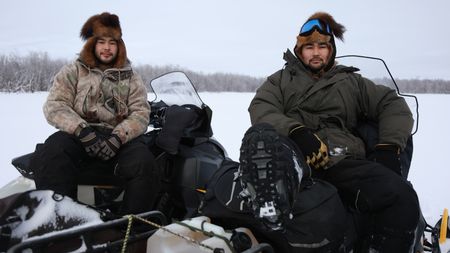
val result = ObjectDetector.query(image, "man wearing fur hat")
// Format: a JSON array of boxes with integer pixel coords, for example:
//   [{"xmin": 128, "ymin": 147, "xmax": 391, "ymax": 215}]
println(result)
[
  {"xmin": 239, "ymin": 12, "xmax": 420, "ymax": 252},
  {"xmin": 30, "ymin": 12, "xmax": 159, "ymax": 215}
]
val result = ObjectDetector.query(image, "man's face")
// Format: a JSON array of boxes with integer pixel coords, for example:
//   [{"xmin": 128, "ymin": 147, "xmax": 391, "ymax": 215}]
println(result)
[
  {"xmin": 95, "ymin": 37, "xmax": 118, "ymax": 65},
  {"xmin": 300, "ymin": 42, "xmax": 331, "ymax": 71}
]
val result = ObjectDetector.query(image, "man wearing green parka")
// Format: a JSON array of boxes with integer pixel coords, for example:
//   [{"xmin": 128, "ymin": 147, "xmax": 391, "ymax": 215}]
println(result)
[{"xmin": 240, "ymin": 12, "xmax": 419, "ymax": 252}]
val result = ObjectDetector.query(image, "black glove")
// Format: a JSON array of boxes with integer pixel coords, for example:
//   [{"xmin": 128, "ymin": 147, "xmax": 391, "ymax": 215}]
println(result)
[
  {"xmin": 368, "ymin": 144, "xmax": 402, "ymax": 175},
  {"xmin": 288, "ymin": 126, "xmax": 329, "ymax": 170},
  {"xmin": 97, "ymin": 134, "xmax": 122, "ymax": 161},
  {"xmin": 77, "ymin": 126, "xmax": 102, "ymax": 157}
]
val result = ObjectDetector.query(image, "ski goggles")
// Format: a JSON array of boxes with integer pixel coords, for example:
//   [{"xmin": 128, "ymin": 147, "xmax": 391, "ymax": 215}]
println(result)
[{"xmin": 299, "ymin": 19, "xmax": 331, "ymax": 36}]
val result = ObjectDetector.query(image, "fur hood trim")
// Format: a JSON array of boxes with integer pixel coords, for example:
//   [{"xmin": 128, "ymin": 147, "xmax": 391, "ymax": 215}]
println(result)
[{"xmin": 307, "ymin": 12, "xmax": 345, "ymax": 41}]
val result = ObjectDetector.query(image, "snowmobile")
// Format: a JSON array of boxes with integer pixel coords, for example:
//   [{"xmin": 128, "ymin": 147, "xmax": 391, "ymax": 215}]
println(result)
[
  {"xmin": 0, "ymin": 70, "xmax": 273, "ymax": 253},
  {"xmin": 0, "ymin": 56, "xmax": 448, "ymax": 253}
]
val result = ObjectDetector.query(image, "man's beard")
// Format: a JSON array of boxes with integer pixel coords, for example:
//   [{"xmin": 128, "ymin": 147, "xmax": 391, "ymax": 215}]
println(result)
[
  {"xmin": 307, "ymin": 60, "xmax": 326, "ymax": 73},
  {"xmin": 96, "ymin": 52, "xmax": 117, "ymax": 66},
  {"xmin": 100, "ymin": 56, "xmax": 117, "ymax": 65}
]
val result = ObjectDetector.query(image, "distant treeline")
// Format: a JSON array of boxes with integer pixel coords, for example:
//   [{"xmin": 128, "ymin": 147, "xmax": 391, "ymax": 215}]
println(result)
[
  {"xmin": 135, "ymin": 64, "xmax": 263, "ymax": 92},
  {"xmin": 1, "ymin": 52, "xmax": 449, "ymax": 93}
]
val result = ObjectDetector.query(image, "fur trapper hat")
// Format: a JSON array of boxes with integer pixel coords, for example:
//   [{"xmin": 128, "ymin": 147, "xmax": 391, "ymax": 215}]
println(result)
[
  {"xmin": 294, "ymin": 12, "xmax": 346, "ymax": 72},
  {"xmin": 79, "ymin": 12, "xmax": 127, "ymax": 69}
]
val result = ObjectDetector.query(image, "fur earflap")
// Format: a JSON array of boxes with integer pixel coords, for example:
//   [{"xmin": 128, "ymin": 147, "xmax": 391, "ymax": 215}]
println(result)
[
  {"xmin": 307, "ymin": 12, "xmax": 346, "ymax": 41},
  {"xmin": 80, "ymin": 12, "xmax": 122, "ymax": 41}
]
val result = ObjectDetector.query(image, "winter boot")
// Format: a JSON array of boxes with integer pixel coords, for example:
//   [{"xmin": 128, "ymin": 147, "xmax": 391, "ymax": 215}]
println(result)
[{"xmin": 238, "ymin": 123, "xmax": 310, "ymax": 231}]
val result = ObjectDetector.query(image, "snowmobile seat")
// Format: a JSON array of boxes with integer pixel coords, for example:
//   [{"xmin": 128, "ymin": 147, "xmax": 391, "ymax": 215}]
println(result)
[{"xmin": 11, "ymin": 150, "xmax": 126, "ymax": 208}]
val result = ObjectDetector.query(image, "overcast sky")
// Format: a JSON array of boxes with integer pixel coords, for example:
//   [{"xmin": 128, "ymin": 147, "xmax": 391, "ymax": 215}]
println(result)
[{"xmin": 1, "ymin": 0, "xmax": 449, "ymax": 79}]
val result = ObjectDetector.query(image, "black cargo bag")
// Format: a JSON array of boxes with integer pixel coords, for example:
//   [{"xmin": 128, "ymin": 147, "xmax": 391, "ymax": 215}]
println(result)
[{"xmin": 198, "ymin": 160, "xmax": 350, "ymax": 253}]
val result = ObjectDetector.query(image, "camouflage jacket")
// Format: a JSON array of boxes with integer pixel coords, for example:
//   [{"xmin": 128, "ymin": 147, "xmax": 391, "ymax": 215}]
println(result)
[{"xmin": 44, "ymin": 59, "xmax": 150, "ymax": 144}]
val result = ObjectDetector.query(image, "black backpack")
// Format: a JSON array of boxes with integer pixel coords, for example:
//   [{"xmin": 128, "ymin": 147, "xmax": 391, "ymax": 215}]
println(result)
[{"xmin": 198, "ymin": 160, "xmax": 351, "ymax": 253}]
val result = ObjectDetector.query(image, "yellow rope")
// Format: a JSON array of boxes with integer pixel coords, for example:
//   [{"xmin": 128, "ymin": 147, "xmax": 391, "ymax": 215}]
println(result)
[{"xmin": 120, "ymin": 215, "xmax": 133, "ymax": 253}]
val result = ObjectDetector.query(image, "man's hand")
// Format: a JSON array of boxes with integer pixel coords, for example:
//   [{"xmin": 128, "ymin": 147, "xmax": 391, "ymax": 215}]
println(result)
[
  {"xmin": 98, "ymin": 134, "xmax": 122, "ymax": 161},
  {"xmin": 368, "ymin": 144, "xmax": 402, "ymax": 175},
  {"xmin": 78, "ymin": 126, "xmax": 102, "ymax": 157},
  {"xmin": 289, "ymin": 126, "xmax": 329, "ymax": 169}
]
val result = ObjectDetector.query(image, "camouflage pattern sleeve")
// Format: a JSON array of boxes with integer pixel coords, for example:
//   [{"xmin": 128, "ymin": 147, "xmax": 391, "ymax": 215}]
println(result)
[{"xmin": 43, "ymin": 63, "xmax": 86, "ymax": 135}]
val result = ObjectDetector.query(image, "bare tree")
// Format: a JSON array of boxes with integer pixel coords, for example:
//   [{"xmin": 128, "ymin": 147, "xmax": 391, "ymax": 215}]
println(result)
[
  {"xmin": 0, "ymin": 52, "xmax": 66, "ymax": 92},
  {"xmin": 1, "ymin": 52, "xmax": 449, "ymax": 93}
]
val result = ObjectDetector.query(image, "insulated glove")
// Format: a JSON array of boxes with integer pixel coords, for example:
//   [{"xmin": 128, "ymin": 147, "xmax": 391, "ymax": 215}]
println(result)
[
  {"xmin": 368, "ymin": 144, "xmax": 402, "ymax": 175},
  {"xmin": 97, "ymin": 134, "xmax": 122, "ymax": 161},
  {"xmin": 288, "ymin": 126, "xmax": 329, "ymax": 170},
  {"xmin": 77, "ymin": 126, "xmax": 102, "ymax": 157}
]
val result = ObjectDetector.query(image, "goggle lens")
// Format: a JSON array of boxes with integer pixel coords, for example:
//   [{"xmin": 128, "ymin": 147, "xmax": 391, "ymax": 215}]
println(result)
[{"xmin": 299, "ymin": 19, "xmax": 331, "ymax": 35}]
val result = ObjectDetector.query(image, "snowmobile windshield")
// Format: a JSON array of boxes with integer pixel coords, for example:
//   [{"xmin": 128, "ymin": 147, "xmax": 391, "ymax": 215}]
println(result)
[
  {"xmin": 336, "ymin": 55, "xmax": 419, "ymax": 135},
  {"xmin": 149, "ymin": 71, "xmax": 204, "ymax": 108}
]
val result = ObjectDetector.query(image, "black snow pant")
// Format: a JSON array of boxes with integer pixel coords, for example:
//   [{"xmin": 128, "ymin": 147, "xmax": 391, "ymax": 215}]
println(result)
[
  {"xmin": 31, "ymin": 131, "xmax": 160, "ymax": 215},
  {"xmin": 314, "ymin": 159, "xmax": 420, "ymax": 253}
]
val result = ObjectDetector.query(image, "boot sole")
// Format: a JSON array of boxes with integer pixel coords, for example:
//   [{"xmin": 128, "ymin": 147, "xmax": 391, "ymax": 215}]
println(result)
[{"xmin": 239, "ymin": 125, "xmax": 288, "ymax": 230}]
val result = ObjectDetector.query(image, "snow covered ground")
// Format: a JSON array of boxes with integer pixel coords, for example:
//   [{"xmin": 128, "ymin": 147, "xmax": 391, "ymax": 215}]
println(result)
[{"xmin": 1, "ymin": 92, "xmax": 449, "ymax": 227}]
